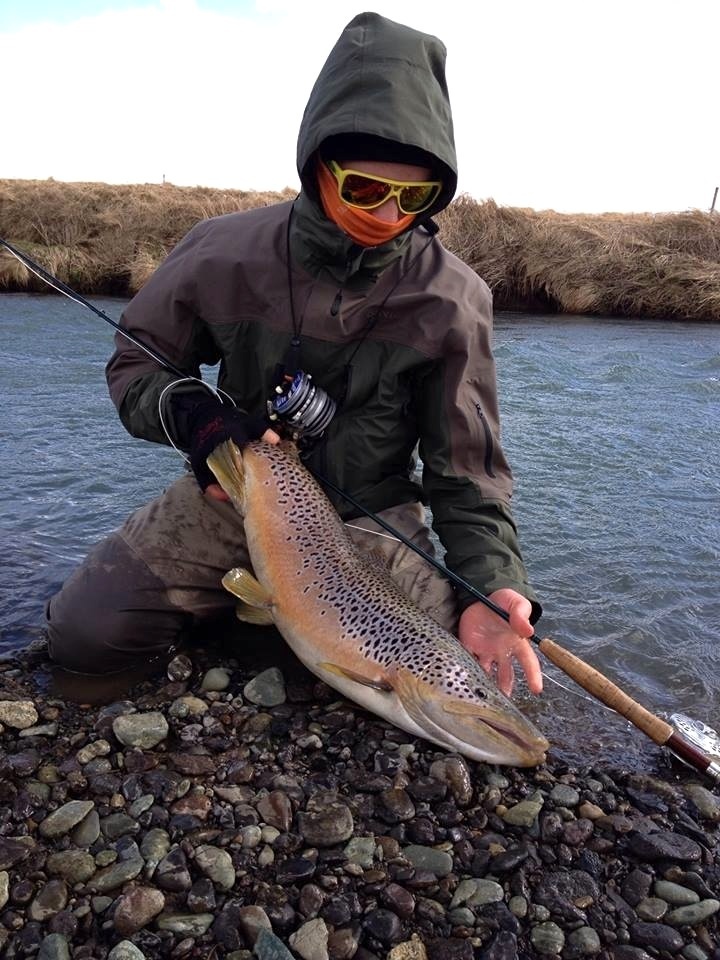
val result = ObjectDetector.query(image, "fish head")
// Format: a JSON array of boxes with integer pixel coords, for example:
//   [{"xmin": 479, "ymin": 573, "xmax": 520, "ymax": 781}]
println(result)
[{"xmin": 392, "ymin": 660, "xmax": 549, "ymax": 767}]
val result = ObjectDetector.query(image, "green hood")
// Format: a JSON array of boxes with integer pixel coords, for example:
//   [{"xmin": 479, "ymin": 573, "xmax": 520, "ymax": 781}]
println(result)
[
  {"xmin": 292, "ymin": 12, "xmax": 458, "ymax": 285},
  {"xmin": 297, "ymin": 12, "xmax": 457, "ymax": 216}
]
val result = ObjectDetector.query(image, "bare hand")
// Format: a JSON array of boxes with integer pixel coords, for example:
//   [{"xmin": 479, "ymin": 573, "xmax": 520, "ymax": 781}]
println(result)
[
  {"xmin": 458, "ymin": 588, "xmax": 543, "ymax": 697},
  {"xmin": 205, "ymin": 428, "xmax": 281, "ymax": 502}
]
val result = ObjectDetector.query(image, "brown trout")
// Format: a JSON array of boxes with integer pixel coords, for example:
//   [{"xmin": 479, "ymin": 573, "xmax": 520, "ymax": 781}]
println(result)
[{"xmin": 207, "ymin": 440, "xmax": 548, "ymax": 767}]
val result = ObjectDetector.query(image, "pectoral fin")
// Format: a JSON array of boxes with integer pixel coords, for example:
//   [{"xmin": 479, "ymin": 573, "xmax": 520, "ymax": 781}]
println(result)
[
  {"xmin": 222, "ymin": 568, "xmax": 273, "ymax": 608},
  {"xmin": 317, "ymin": 661, "xmax": 393, "ymax": 692}
]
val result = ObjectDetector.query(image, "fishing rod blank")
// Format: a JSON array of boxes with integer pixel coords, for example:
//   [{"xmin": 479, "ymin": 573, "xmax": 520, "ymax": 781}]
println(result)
[
  {"xmin": 6, "ymin": 238, "xmax": 719, "ymax": 782},
  {"xmin": 0, "ymin": 237, "xmax": 188, "ymax": 378}
]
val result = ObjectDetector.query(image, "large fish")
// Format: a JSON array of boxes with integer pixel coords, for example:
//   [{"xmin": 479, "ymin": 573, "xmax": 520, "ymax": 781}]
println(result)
[{"xmin": 207, "ymin": 440, "xmax": 548, "ymax": 767}]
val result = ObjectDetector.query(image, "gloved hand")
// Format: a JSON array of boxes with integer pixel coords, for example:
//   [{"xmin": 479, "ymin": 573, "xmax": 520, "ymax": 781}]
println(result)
[{"xmin": 186, "ymin": 399, "xmax": 270, "ymax": 491}]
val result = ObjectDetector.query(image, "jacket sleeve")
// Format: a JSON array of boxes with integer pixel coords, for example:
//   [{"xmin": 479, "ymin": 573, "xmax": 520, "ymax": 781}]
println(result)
[
  {"xmin": 105, "ymin": 220, "xmax": 221, "ymax": 446},
  {"xmin": 414, "ymin": 282, "xmax": 542, "ymax": 622}
]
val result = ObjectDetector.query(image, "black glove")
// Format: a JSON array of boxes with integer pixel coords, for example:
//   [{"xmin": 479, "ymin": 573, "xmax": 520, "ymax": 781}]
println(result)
[{"xmin": 176, "ymin": 396, "xmax": 269, "ymax": 491}]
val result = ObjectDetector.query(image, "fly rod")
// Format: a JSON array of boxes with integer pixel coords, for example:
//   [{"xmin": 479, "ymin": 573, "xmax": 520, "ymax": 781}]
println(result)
[
  {"xmin": 0, "ymin": 237, "xmax": 188, "ymax": 378},
  {"xmin": 5, "ymin": 238, "xmax": 719, "ymax": 782}
]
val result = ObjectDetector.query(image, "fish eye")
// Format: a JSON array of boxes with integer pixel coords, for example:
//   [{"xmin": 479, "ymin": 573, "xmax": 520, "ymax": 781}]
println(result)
[{"xmin": 474, "ymin": 687, "xmax": 487, "ymax": 699}]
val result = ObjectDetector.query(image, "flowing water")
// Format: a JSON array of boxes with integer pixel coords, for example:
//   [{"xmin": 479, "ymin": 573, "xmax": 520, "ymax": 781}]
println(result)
[{"xmin": 1, "ymin": 294, "xmax": 719, "ymax": 766}]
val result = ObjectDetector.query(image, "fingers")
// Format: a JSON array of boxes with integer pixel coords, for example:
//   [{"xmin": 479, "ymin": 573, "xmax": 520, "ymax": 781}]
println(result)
[
  {"xmin": 261, "ymin": 428, "xmax": 281, "ymax": 445},
  {"xmin": 205, "ymin": 483, "xmax": 230, "ymax": 502},
  {"xmin": 514, "ymin": 640, "xmax": 544, "ymax": 695},
  {"xmin": 495, "ymin": 655, "xmax": 516, "ymax": 697}
]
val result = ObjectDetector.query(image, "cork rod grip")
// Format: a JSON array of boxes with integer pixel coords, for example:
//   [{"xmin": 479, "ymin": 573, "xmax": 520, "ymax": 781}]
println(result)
[{"xmin": 537, "ymin": 637, "xmax": 675, "ymax": 745}]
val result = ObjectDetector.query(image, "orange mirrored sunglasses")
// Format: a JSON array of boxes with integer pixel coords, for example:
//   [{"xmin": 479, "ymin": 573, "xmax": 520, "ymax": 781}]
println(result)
[{"xmin": 327, "ymin": 160, "xmax": 442, "ymax": 215}]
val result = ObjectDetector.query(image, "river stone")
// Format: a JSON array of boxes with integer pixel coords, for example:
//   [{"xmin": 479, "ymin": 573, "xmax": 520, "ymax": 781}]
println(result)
[
  {"xmin": 39, "ymin": 800, "xmax": 95, "ymax": 838},
  {"xmin": 297, "ymin": 798, "xmax": 354, "ymax": 846},
  {"xmin": 635, "ymin": 897, "xmax": 668, "ymax": 921},
  {"xmin": 108, "ymin": 942, "xmax": 147, "ymax": 960},
  {"xmin": 243, "ymin": 667, "xmax": 286, "ymax": 706},
  {"xmin": 626, "ymin": 830, "xmax": 702, "ymax": 861},
  {"xmin": 28, "ymin": 879, "xmax": 69, "ymax": 921},
  {"xmin": 140, "ymin": 828, "xmax": 171, "ymax": 871},
  {"xmin": 112, "ymin": 712, "xmax": 169, "ymax": 748},
  {"xmin": 254, "ymin": 928, "xmax": 296, "ymax": 960},
  {"xmin": 156, "ymin": 913, "xmax": 214, "ymax": 936},
  {"xmin": 155, "ymin": 847, "xmax": 193, "ymax": 891},
  {"xmin": 402, "ymin": 845, "xmax": 453, "ymax": 878},
  {"xmin": 288, "ymin": 917, "xmax": 329, "ymax": 960},
  {"xmin": 629, "ymin": 921, "xmax": 684, "ymax": 953},
  {"xmin": 76, "ymin": 740, "xmax": 111, "ymax": 765},
  {"xmin": 502, "ymin": 793, "xmax": 545, "ymax": 826},
  {"xmin": 71, "ymin": 808, "xmax": 100, "ymax": 846},
  {"xmin": 46, "ymin": 850, "xmax": 97, "ymax": 884},
  {"xmin": 19, "ymin": 722, "xmax": 58, "ymax": 738},
  {"xmin": 194, "ymin": 844, "xmax": 236, "ymax": 890},
  {"xmin": 237, "ymin": 905, "xmax": 273, "ymax": 945},
  {"xmin": 257, "ymin": 790, "xmax": 293, "ymax": 832},
  {"xmin": 0, "ymin": 835, "xmax": 35, "ymax": 870},
  {"xmin": 86, "ymin": 858, "xmax": 144, "ymax": 893},
  {"xmin": 0, "ymin": 871, "xmax": 8, "ymax": 910},
  {"xmin": 664, "ymin": 899, "xmax": 720, "ymax": 926},
  {"xmin": 450, "ymin": 878, "xmax": 504, "ymax": 908},
  {"xmin": 530, "ymin": 921, "xmax": 565, "ymax": 955},
  {"xmin": 201, "ymin": 667, "xmax": 231, "ymax": 691},
  {"xmin": 114, "ymin": 887, "xmax": 165, "ymax": 935},
  {"xmin": 37, "ymin": 934, "xmax": 71, "ymax": 960},
  {"xmin": 653, "ymin": 880, "xmax": 699, "ymax": 906},
  {"xmin": 388, "ymin": 937, "xmax": 428, "ymax": 960},
  {"xmin": 169, "ymin": 695, "xmax": 208, "ymax": 717},
  {"xmin": 344, "ymin": 837, "xmax": 376, "ymax": 868},
  {"xmin": 683, "ymin": 783, "xmax": 720, "ymax": 822},
  {"xmin": 428, "ymin": 756, "xmax": 473, "ymax": 805},
  {"xmin": 0, "ymin": 699, "xmax": 38, "ymax": 728},
  {"xmin": 566, "ymin": 926, "xmax": 602, "ymax": 955},
  {"xmin": 549, "ymin": 784, "xmax": 581, "ymax": 807}
]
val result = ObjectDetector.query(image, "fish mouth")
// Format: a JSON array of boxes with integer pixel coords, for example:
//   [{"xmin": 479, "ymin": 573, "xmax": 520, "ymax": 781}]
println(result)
[{"xmin": 393, "ymin": 668, "xmax": 548, "ymax": 767}]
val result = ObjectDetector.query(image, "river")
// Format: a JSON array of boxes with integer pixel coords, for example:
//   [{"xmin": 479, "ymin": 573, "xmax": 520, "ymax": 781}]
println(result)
[{"xmin": 1, "ymin": 294, "xmax": 718, "ymax": 766}]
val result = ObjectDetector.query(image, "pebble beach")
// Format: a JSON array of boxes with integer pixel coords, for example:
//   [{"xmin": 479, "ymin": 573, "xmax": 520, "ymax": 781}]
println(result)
[{"xmin": 0, "ymin": 638, "xmax": 718, "ymax": 960}]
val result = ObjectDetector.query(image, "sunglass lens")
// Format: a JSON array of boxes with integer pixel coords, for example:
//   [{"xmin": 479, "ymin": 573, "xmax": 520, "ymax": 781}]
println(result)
[
  {"xmin": 341, "ymin": 174, "xmax": 392, "ymax": 207},
  {"xmin": 399, "ymin": 184, "xmax": 438, "ymax": 213}
]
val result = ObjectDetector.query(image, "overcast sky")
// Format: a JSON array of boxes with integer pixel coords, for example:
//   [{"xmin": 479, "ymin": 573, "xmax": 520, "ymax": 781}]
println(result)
[{"xmin": 1, "ymin": 0, "xmax": 718, "ymax": 213}]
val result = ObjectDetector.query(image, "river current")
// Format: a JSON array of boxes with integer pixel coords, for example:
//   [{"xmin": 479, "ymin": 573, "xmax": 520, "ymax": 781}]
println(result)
[{"xmin": 1, "ymin": 294, "xmax": 718, "ymax": 766}]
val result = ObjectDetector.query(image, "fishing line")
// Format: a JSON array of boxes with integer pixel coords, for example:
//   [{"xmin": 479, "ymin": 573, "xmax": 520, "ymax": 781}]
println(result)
[
  {"xmin": 5, "ymin": 238, "xmax": 719, "ymax": 781},
  {"xmin": 0, "ymin": 236, "xmax": 236, "ymax": 452}
]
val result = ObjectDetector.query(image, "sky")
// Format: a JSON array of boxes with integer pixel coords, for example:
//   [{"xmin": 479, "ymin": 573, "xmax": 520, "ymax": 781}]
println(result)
[{"xmin": 1, "ymin": 0, "xmax": 718, "ymax": 214}]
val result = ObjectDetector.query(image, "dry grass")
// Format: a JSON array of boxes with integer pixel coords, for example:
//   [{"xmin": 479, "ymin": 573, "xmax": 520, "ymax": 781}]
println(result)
[
  {"xmin": 1, "ymin": 179, "xmax": 719, "ymax": 320},
  {"xmin": 438, "ymin": 197, "xmax": 720, "ymax": 320}
]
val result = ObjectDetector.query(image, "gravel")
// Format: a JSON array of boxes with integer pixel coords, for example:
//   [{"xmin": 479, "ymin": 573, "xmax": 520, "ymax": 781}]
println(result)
[{"xmin": 0, "ymin": 639, "xmax": 717, "ymax": 960}]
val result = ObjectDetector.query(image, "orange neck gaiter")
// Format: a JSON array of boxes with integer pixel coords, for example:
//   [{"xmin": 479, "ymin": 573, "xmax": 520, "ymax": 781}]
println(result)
[{"xmin": 316, "ymin": 158, "xmax": 416, "ymax": 247}]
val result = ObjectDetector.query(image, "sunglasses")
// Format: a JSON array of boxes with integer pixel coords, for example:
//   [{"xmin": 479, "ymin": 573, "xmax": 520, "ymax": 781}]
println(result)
[{"xmin": 326, "ymin": 159, "xmax": 442, "ymax": 215}]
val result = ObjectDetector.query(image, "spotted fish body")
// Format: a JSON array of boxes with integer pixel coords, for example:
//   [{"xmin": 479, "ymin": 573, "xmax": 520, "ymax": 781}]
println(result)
[{"xmin": 207, "ymin": 440, "xmax": 548, "ymax": 767}]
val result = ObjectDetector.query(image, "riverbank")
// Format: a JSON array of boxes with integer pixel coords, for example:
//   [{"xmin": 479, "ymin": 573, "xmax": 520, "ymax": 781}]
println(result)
[
  {"xmin": 1, "ymin": 179, "xmax": 719, "ymax": 321},
  {"xmin": 1, "ymin": 637, "xmax": 718, "ymax": 960}
]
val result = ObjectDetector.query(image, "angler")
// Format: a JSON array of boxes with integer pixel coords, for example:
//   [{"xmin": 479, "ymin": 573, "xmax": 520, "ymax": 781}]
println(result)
[{"xmin": 45, "ymin": 12, "xmax": 544, "ymax": 704}]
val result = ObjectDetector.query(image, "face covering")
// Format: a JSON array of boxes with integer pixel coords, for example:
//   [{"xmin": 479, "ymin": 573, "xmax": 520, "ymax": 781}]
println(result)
[{"xmin": 316, "ymin": 158, "xmax": 416, "ymax": 247}]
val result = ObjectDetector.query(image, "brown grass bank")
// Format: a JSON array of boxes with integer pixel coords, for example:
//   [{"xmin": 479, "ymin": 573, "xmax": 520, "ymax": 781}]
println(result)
[{"xmin": 1, "ymin": 178, "xmax": 719, "ymax": 320}]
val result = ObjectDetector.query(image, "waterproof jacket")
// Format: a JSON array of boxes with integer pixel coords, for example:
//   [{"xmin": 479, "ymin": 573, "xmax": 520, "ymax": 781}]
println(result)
[{"xmin": 106, "ymin": 13, "xmax": 540, "ymax": 617}]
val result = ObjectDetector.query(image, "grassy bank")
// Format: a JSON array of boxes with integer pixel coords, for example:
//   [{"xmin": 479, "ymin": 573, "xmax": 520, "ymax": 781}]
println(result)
[{"xmin": 1, "ymin": 178, "xmax": 719, "ymax": 320}]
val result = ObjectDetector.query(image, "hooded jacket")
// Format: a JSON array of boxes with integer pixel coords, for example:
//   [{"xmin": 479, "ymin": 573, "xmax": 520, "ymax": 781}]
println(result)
[{"xmin": 106, "ymin": 12, "xmax": 540, "ymax": 617}]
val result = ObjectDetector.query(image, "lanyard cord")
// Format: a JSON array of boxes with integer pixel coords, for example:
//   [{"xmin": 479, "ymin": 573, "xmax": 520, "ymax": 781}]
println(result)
[{"xmin": 284, "ymin": 204, "xmax": 436, "ymax": 392}]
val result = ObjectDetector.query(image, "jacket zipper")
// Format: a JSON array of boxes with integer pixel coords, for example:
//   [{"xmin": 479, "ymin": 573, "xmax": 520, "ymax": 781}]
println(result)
[{"xmin": 475, "ymin": 402, "xmax": 496, "ymax": 478}]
